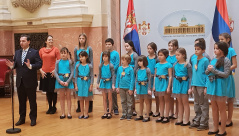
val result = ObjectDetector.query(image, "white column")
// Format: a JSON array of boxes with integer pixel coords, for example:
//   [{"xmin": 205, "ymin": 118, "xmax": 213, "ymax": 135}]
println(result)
[
  {"xmin": 0, "ymin": 0, "xmax": 11, "ymax": 20},
  {"xmin": 48, "ymin": 0, "xmax": 88, "ymax": 16}
]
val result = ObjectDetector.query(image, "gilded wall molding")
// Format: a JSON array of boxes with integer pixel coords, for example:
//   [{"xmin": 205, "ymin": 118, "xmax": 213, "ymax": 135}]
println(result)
[{"xmin": 11, "ymin": 0, "xmax": 51, "ymax": 13}]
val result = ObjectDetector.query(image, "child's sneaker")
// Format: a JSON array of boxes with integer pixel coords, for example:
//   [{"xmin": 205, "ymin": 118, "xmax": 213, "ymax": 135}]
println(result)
[
  {"xmin": 132, "ymin": 111, "xmax": 137, "ymax": 116},
  {"xmin": 127, "ymin": 116, "xmax": 132, "ymax": 121},
  {"xmin": 197, "ymin": 125, "xmax": 209, "ymax": 131},
  {"xmin": 189, "ymin": 123, "xmax": 199, "ymax": 129},
  {"xmin": 114, "ymin": 109, "xmax": 119, "ymax": 115},
  {"xmin": 120, "ymin": 115, "xmax": 126, "ymax": 120}
]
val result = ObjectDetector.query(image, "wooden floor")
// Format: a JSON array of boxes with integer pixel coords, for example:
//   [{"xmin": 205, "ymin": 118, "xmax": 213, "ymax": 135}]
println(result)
[{"xmin": 0, "ymin": 92, "xmax": 239, "ymax": 136}]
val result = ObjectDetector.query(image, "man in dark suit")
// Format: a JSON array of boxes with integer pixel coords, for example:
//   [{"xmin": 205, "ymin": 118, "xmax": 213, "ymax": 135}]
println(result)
[{"xmin": 6, "ymin": 34, "xmax": 42, "ymax": 126}]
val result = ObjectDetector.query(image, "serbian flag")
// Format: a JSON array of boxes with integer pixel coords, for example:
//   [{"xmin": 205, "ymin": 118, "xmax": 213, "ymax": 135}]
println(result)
[
  {"xmin": 212, "ymin": 0, "xmax": 232, "ymax": 47},
  {"xmin": 123, "ymin": 0, "xmax": 141, "ymax": 55},
  {"xmin": 212, "ymin": 0, "xmax": 235, "ymax": 74}
]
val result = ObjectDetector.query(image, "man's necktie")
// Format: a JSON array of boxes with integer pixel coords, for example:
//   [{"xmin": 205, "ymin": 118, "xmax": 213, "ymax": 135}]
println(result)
[{"xmin": 22, "ymin": 50, "xmax": 27, "ymax": 65}]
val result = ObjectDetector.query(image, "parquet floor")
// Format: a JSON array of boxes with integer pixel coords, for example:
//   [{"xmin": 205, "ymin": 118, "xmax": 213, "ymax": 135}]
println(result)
[{"xmin": 0, "ymin": 92, "xmax": 238, "ymax": 136}]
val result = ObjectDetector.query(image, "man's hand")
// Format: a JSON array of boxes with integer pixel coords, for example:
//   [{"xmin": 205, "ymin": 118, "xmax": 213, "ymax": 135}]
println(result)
[
  {"xmin": 24, "ymin": 59, "xmax": 31, "ymax": 68},
  {"xmin": 5, "ymin": 59, "xmax": 14, "ymax": 68}
]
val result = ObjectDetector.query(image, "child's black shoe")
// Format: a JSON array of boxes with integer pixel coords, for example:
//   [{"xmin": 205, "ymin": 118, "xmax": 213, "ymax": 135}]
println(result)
[{"xmin": 134, "ymin": 116, "xmax": 143, "ymax": 121}]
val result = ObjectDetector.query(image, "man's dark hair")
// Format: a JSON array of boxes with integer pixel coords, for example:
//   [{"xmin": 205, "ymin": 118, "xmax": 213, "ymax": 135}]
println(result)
[{"xmin": 20, "ymin": 34, "xmax": 31, "ymax": 41}]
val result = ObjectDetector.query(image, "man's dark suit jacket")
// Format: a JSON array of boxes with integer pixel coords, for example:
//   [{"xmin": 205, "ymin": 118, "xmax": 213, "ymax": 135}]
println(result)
[{"xmin": 14, "ymin": 48, "xmax": 42, "ymax": 88}]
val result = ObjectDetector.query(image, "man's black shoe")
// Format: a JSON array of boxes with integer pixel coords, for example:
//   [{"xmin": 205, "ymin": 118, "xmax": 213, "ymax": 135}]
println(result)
[
  {"xmin": 15, "ymin": 119, "xmax": 25, "ymax": 126},
  {"xmin": 30, "ymin": 120, "xmax": 36, "ymax": 126}
]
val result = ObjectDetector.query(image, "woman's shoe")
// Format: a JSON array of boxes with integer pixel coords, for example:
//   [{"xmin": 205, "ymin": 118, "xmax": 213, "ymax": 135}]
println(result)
[
  {"xmin": 67, "ymin": 115, "xmax": 72, "ymax": 119},
  {"xmin": 142, "ymin": 117, "xmax": 150, "ymax": 122},
  {"xmin": 153, "ymin": 112, "xmax": 160, "ymax": 117},
  {"xmin": 78, "ymin": 115, "xmax": 84, "ymax": 119},
  {"xmin": 46, "ymin": 108, "xmax": 52, "ymax": 114},
  {"xmin": 208, "ymin": 130, "xmax": 219, "ymax": 135},
  {"xmin": 134, "ymin": 116, "xmax": 143, "ymax": 121},
  {"xmin": 101, "ymin": 113, "xmax": 108, "ymax": 119},
  {"xmin": 226, "ymin": 122, "xmax": 233, "ymax": 127},
  {"xmin": 60, "ymin": 115, "xmax": 66, "ymax": 119},
  {"xmin": 156, "ymin": 116, "xmax": 164, "ymax": 123},
  {"xmin": 219, "ymin": 121, "xmax": 221, "ymax": 125},
  {"xmin": 107, "ymin": 113, "xmax": 112, "ymax": 119},
  {"xmin": 162, "ymin": 117, "xmax": 170, "ymax": 123},
  {"xmin": 175, "ymin": 121, "xmax": 183, "ymax": 125},
  {"xmin": 50, "ymin": 107, "xmax": 57, "ymax": 114},
  {"xmin": 181, "ymin": 121, "xmax": 190, "ymax": 126}
]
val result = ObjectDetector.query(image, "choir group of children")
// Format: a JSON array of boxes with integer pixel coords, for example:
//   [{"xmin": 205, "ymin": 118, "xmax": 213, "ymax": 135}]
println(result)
[{"xmin": 54, "ymin": 32, "xmax": 236, "ymax": 136}]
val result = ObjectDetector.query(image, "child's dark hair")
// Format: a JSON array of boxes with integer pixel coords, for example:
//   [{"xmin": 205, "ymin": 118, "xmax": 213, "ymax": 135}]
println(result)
[
  {"xmin": 158, "ymin": 49, "xmax": 169, "ymax": 58},
  {"xmin": 43, "ymin": 35, "xmax": 53, "ymax": 47},
  {"xmin": 79, "ymin": 51, "xmax": 90, "ymax": 63},
  {"xmin": 168, "ymin": 39, "xmax": 179, "ymax": 49},
  {"xmin": 137, "ymin": 55, "xmax": 148, "ymax": 67},
  {"xmin": 219, "ymin": 33, "xmax": 231, "ymax": 46},
  {"xmin": 105, "ymin": 38, "xmax": 114, "ymax": 45},
  {"xmin": 215, "ymin": 42, "xmax": 228, "ymax": 68},
  {"xmin": 176, "ymin": 48, "xmax": 187, "ymax": 60},
  {"xmin": 121, "ymin": 54, "xmax": 131, "ymax": 64},
  {"xmin": 195, "ymin": 38, "xmax": 206, "ymax": 49},
  {"xmin": 194, "ymin": 42, "xmax": 206, "ymax": 50},
  {"xmin": 125, "ymin": 40, "xmax": 136, "ymax": 53},
  {"xmin": 148, "ymin": 42, "xmax": 157, "ymax": 55},
  {"xmin": 101, "ymin": 51, "xmax": 110, "ymax": 62},
  {"xmin": 60, "ymin": 47, "xmax": 72, "ymax": 60}
]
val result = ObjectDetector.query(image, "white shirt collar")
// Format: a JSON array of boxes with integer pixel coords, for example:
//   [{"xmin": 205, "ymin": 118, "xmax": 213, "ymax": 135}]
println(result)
[{"xmin": 23, "ymin": 47, "xmax": 29, "ymax": 52}]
